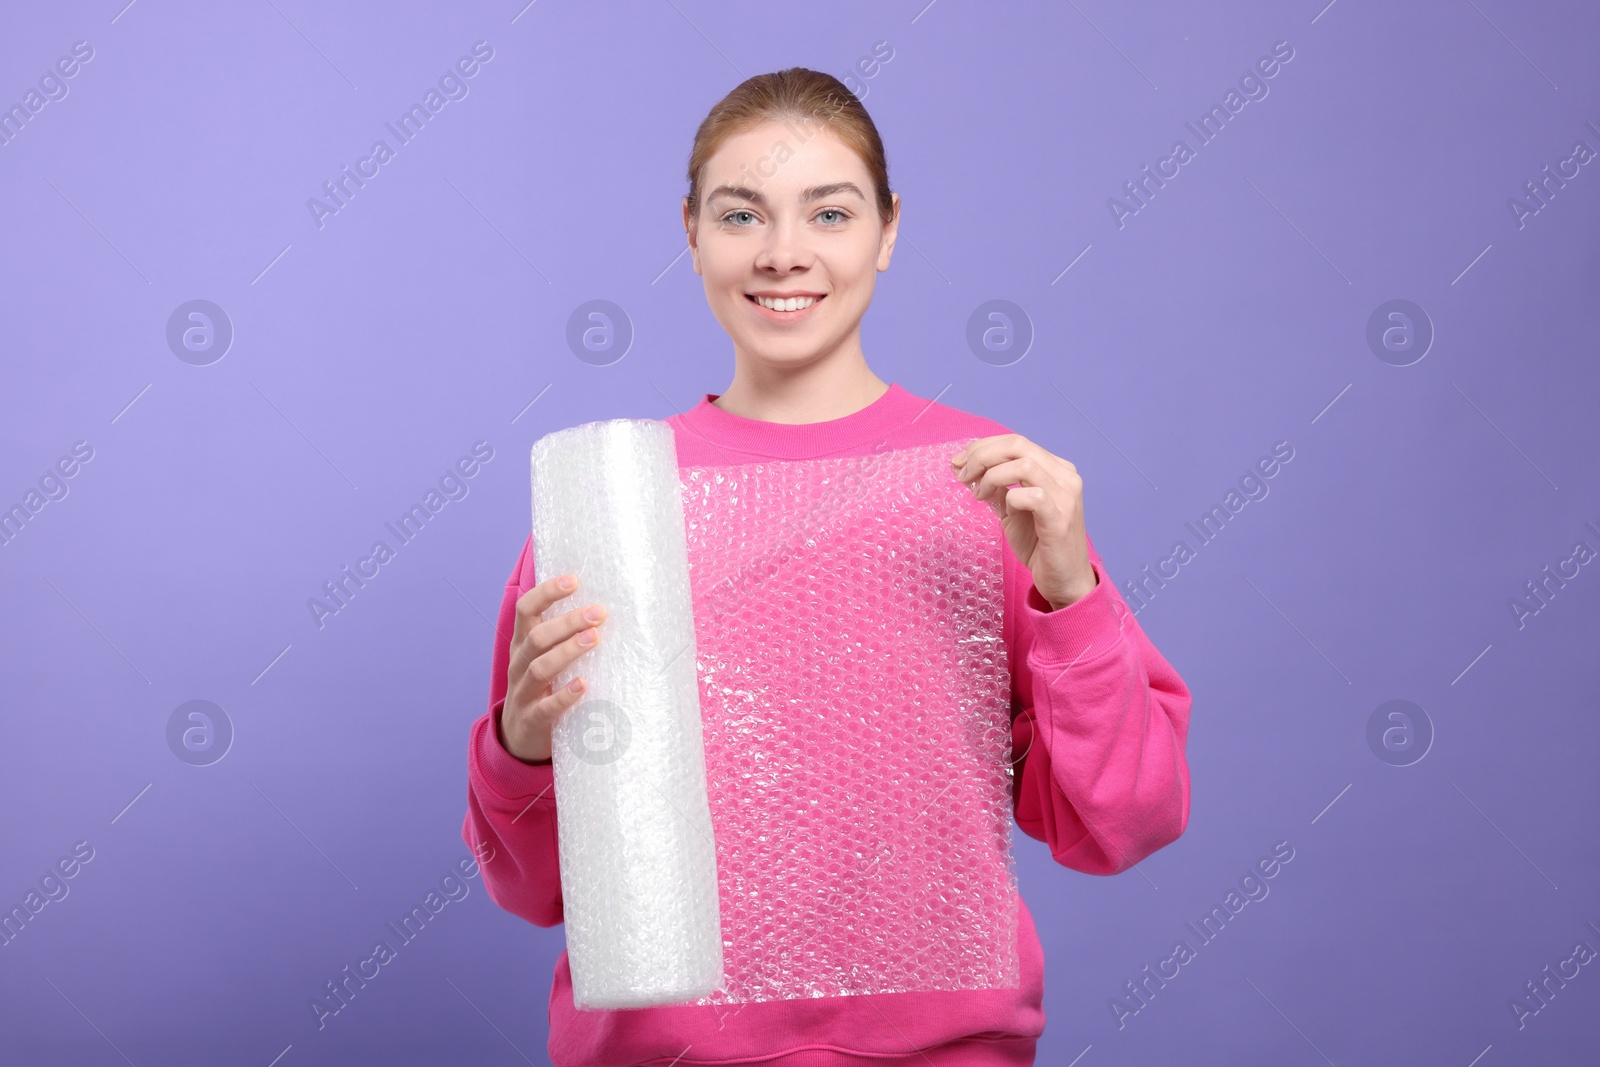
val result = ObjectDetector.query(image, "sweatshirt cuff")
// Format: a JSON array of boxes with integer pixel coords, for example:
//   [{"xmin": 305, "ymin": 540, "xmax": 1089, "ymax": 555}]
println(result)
[
  {"xmin": 1021, "ymin": 557, "xmax": 1125, "ymax": 667},
  {"xmin": 472, "ymin": 701, "xmax": 557, "ymax": 807}
]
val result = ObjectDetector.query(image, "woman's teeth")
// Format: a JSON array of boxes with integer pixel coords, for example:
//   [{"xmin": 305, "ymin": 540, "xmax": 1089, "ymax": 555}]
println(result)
[{"xmin": 750, "ymin": 295, "xmax": 818, "ymax": 311}]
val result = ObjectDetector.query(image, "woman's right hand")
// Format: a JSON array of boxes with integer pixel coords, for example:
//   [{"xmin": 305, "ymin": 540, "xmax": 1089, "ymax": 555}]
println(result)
[{"xmin": 499, "ymin": 573, "xmax": 607, "ymax": 764}]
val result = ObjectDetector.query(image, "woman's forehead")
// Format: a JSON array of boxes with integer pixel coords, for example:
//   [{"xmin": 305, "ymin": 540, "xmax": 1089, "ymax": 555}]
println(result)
[{"xmin": 703, "ymin": 122, "xmax": 864, "ymax": 184}]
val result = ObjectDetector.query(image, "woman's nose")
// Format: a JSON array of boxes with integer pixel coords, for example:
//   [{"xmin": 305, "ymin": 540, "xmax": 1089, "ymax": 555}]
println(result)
[{"xmin": 755, "ymin": 218, "xmax": 804, "ymax": 271}]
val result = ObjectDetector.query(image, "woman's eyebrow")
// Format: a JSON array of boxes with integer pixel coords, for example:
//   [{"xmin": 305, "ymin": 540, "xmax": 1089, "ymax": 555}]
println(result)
[{"xmin": 707, "ymin": 181, "xmax": 867, "ymax": 207}]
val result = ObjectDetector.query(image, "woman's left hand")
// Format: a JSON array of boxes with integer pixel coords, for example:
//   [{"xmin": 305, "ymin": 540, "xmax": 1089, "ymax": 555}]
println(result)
[{"xmin": 951, "ymin": 434, "xmax": 1098, "ymax": 611}]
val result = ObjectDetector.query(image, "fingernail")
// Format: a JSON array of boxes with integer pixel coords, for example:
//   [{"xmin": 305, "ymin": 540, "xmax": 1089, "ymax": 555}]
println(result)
[
  {"xmin": 560, "ymin": 575, "xmax": 576, "ymax": 591},
  {"xmin": 568, "ymin": 677, "xmax": 584, "ymax": 693},
  {"xmin": 578, "ymin": 629, "xmax": 597, "ymax": 646},
  {"xmin": 583, "ymin": 605, "xmax": 604, "ymax": 622}
]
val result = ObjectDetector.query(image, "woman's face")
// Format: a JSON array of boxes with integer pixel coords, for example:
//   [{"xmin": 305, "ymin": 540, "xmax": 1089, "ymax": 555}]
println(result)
[{"xmin": 685, "ymin": 119, "xmax": 899, "ymax": 371}]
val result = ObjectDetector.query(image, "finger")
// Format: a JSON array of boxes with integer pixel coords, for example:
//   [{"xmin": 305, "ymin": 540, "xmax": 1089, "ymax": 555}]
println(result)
[
  {"xmin": 950, "ymin": 434, "xmax": 1005, "ymax": 467},
  {"xmin": 968, "ymin": 456, "xmax": 1059, "ymax": 503},
  {"xmin": 952, "ymin": 434, "xmax": 1043, "ymax": 485},
  {"xmin": 999, "ymin": 484, "xmax": 1062, "ymax": 528},
  {"xmin": 531, "ymin": 671, "xmax": 590, "ymax": 732},
  {"xmin": 518, "ymin": 622, "xmax": 604, "ymax": 695},
  {"xmin": 950, "ymin": 436, "xmax": 1013, "ymax": 475},
  {"xmin": 514, "ymin": 573, "xmax": 581, "ymax": 635},
  {"xmin": 522, "ymin": 602, "xmax": 606, "ymax": 670},
  {"xmin": 510, "ymin": 574, "xmax": 582, "ymax": 672}
]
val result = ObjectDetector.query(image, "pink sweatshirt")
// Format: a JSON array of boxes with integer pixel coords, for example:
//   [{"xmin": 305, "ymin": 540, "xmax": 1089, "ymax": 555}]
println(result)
[{"xmin": 462, "ymin": 382, "xmax": 1193, "ymax": 1066}]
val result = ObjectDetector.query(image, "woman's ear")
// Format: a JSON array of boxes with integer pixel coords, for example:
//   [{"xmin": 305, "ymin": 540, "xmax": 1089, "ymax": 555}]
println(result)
[
  {"xmin": 682, "ymin": 197, "xmax": 702, "ymax": 275},
  {"xmin": 877, "ymin": 192, "xmax": 900, "ymax": 272}
]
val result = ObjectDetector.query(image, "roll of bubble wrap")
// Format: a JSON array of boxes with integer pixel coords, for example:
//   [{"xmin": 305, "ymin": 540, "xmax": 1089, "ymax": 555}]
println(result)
[
  {"xmin": 529, "ymin": 418, "xmax": 723, "ymax": 1011},
  {"xmin": 681, "ymin": 437, "xmax": 1019, "ymax": 1004}
]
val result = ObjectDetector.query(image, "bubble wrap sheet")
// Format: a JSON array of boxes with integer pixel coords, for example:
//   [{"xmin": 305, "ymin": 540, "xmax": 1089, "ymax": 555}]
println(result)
[
  {"xmin": 529, "ymin": 419, "xmax": 723, "ymax": 1011},
  {"xmin": 682, "ymin": 438, "xmax": 1019, "ymax": 1004}
]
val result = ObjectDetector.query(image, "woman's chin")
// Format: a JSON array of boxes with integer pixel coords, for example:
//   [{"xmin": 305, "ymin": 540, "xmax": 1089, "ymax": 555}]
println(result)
[{"xmin": 735, "ymin": 341, "xmax": 831, "ymax": 368}]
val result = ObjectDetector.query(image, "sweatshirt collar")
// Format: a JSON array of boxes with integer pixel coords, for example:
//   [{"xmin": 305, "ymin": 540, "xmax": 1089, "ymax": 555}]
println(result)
[{"xmin": 676, "ymin": 381, "xmax": 926, "ymax": 460}]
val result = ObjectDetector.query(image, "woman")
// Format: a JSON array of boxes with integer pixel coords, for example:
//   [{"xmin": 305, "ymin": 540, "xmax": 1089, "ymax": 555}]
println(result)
[{"xmin": 462, "ymin": 67, "xmax": 1192, "ymax": 1066}]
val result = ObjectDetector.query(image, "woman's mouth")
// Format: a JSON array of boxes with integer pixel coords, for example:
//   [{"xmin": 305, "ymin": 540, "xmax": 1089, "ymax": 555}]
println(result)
[{"xmin": 745, "ymin": 293, "xmax": 824, "ymax": 322}]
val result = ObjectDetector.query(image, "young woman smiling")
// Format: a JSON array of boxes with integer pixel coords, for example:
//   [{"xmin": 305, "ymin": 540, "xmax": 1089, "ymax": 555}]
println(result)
[{"xmin": 463, "ymin": 67, "xmax": 1192, "ymax": 1067}]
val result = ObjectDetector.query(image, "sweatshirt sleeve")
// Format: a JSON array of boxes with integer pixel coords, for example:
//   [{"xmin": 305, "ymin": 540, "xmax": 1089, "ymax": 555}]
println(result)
[
  {"xmin": 1005, "ymin": 531, "xmax": 1192, "ymax": 875},
  {"xmin": 461, "ymin": 534, "xmax": 565, "ymax": 927}
]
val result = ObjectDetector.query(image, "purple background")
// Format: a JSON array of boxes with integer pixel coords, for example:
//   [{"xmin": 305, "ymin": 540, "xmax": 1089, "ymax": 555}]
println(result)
[{"xmin": 3, "ymin": 0, "xmax": 1598, "ymax": 1063}]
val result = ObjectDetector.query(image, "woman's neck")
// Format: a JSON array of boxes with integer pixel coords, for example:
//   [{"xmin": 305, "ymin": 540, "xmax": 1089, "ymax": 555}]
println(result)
[{"xmin": 712, "ymin": 359, "xmax": 889, "ymax": 425}]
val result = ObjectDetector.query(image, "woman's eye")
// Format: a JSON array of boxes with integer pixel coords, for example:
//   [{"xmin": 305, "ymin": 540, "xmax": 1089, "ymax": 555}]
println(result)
[{"xmin": 721, "ymin": 208, "xmax": 848, "ymax": 226}]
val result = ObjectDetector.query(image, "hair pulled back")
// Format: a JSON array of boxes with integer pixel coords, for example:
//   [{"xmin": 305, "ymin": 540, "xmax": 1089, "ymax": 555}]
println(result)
[{"xmin": 684, "ymin": 67, "xmax": 896, "ymax": 226}]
